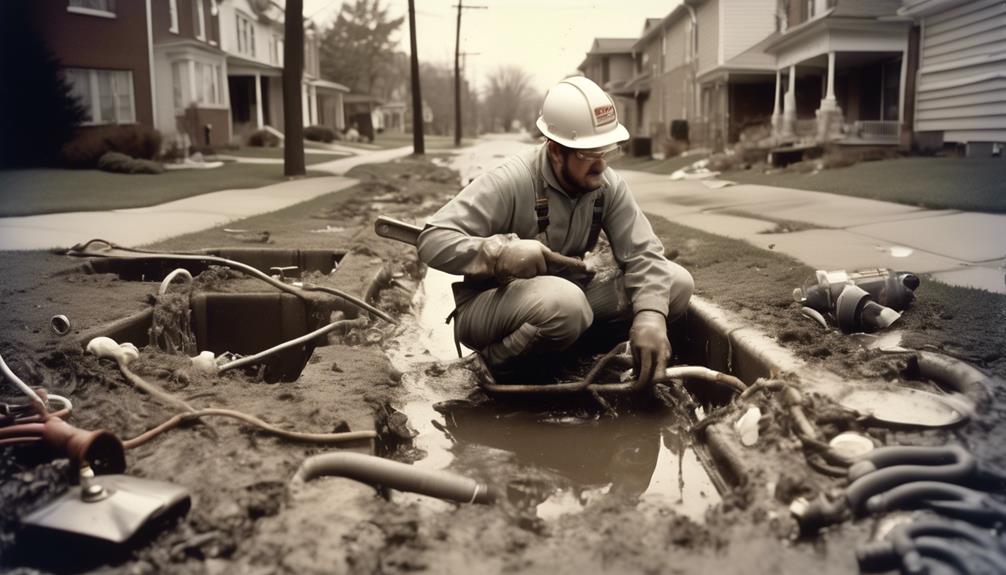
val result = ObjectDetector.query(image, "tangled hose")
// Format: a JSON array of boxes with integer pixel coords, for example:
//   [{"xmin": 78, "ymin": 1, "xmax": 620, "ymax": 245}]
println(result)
[{"xmin": 68, "ymin": 239, "xmax": 397, "ymax": 325}]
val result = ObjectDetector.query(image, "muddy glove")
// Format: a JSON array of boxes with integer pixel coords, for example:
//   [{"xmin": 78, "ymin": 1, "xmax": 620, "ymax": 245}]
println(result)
[
  {"xmin": 629, "ymin": 310, "xmax": 671, "ymax": 389},
  {"xmin": 493, "ymin": 239, "xmax": 549, "ymax": 283}
]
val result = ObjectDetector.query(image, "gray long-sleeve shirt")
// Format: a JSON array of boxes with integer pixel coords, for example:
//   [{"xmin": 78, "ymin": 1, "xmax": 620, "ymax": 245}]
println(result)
[{"xmin": 417, "ymin": 143, "xmax": 678, "ymax": 316}]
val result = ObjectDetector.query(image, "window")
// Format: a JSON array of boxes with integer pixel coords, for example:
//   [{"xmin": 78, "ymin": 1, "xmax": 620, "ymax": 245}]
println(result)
[
  {"xmin": 806, "ymin": 0, "xmax": 815, "ymax": 18},
  {"xmin": 67, "ymin": 0, "xmax": 116, "ymax": 17},
  {"xmin": 777, "ymin": 0, "xmax": 789, "ymax": 32},
  {"xmin": 195, "ymin": 0, "xmax": 206, "ymax": 40},
  {"xmin": 168, "ymin": 0, "xmax": 178, "ymax": 33},
  {"xmin": 64, "ymin": 68, "xmax": 134, "ymax": 124},
  {"xmin": 236, "ymin": 13, "xmax": 256, "ymax": 57},
  {"xmin": 194, "ymin": 62, "xmax": 222, "ymax": 105}
]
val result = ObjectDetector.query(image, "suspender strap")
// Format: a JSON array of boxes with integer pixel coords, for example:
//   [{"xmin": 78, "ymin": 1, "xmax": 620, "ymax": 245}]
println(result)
[
  {"xmin": 535, "ymin": 185, "xmax": 549, "ymax": 235},
  {"xmin": 586, "ymin": 196, "xmax": 604, "ymax": 252}
]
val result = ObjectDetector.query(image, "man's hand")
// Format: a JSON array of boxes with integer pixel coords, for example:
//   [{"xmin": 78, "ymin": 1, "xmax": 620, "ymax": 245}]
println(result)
[
  {"xmin": 494, "ymin": 239, "xmax": 549, "ymax": 283},
  {"xmin": 629, "ymin": 310, "xmax": 670, "ymax": 388}
]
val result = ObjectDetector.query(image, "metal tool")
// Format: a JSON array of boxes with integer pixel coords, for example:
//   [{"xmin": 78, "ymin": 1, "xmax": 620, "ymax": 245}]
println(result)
[{"xmin": 23, "ymin": 467, "xmax": 191, "ymax": 544}]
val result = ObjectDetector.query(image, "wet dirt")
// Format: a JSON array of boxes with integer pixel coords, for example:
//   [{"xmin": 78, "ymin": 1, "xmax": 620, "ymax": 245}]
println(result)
[{"xmin": 1, "ymin": 153, "xmax": 1004, "ymax": 573}]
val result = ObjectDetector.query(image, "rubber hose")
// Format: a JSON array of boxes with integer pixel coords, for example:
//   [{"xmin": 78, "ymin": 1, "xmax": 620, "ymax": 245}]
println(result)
[
  {"xmin": 291, "ymin": 451, "xmax": 495, "ymax": 504},
  {"xmin": 914, "ymin": 536, "xmax": 1006, "ymax": 575},
  {"xmin": 848, "ymin": 445, "xmax": 973, "ymax": 481},
  {"xmin": 865, "ymin": 481, "xmax": 1006, "ymax": 524},
  {"xmin": 890, "ymin": 519, "xmax": 1006, "ymax": 575},
  {"xmin": 218, "ymin": 317, "xmax": 369, "ymax": 374},
  {"xmin": 911, "ymin": 351, "xmax": 996, "ymax": 402},
  {"xmin": 847, "ymin": 461, "xmax": 978, "ymax": 514}
]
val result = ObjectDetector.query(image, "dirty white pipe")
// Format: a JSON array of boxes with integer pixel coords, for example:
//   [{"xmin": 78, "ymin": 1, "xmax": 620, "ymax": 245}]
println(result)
[
  {"xmin": 0, "ymin": 351, "xmax": 48, "ymax": 416},
  {"xmin": 290, "ymin": 452, "xmax": 495, "ymax": 504}
]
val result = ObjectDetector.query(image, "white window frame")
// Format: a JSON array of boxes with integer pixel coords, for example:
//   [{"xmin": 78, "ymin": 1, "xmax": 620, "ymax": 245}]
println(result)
[
  {"xmin": 236, "ymin": 12, "xmax": 256, "ymax": 58},
  {"xmin": 169, "ymin": 0, "xmax": 179, "ymax": 33},
  {"xmin": 195, "ymin": 0, "xmax": 206, "ymax": 40},
  {"xmin": 67, "ymin": 0, "xmax": 116, "ymax": 19},
  {"xmin": 65, "ymin": 68, "xmax": 136, "ymax": 125}
]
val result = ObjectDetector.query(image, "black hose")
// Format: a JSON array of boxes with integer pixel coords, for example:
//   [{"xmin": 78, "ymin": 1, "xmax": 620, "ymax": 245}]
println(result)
[
  {"xmin": 857, "ymin": 518, "xmax": 1006, "ymax": 573},
  {"xmin": 846, "ymin": 448, "xmax": 977, "ymax": 514},
  {"xmin": 291, "ymin": 452, "xmax": 495, "ymax": 505},
  {"xmin": 865, "ymin": 481, "xmax": 1006, "ymax": 525},
  {"xmin": 848, "ymin": 445, "xmax": 974, "ymax": 481}
]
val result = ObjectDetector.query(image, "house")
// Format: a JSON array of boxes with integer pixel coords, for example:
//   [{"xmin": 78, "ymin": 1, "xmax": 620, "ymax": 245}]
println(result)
[
  {"xmin": 150, "ymin": 0, "xmax": 230, "ymax": 147},
  {"xmin": 218, "ymin": 0, "xmax": 347, "ymax": 141},
  {"xmin": 608, "ymin": 0, "xmax": 777, "ymax": 152},
  {"xmin": 30, "ymin": 0, "xmax": 156, "ymax": 130},
  {"xmin": 898, "ymin": 0, "xmax": 1006, "ymax": 156},
  {"xmin": 763, "ymin": 0, "xmax": 912, "ymax": 144},
  {"xmin": 577, "ymin": 38, "xmax": 636, "ymax": 134}
]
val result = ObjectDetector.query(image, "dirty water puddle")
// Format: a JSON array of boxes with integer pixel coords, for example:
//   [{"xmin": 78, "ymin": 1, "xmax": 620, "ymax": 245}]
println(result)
[{"xmin": 385, "ymin": 269, "xmax": 721, "ymax": 523}]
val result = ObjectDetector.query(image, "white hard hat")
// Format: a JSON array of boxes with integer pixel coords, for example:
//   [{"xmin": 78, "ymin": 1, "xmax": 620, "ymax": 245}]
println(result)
[{"xmin": 536, "ymin": 76, "xmax": 629, "ymax": 150}]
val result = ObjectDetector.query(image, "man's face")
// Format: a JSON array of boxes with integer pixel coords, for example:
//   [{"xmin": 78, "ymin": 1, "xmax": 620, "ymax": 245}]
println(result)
[{"xmin": 551, "ymin": 143, "xmax": 621, "ymax": 195}]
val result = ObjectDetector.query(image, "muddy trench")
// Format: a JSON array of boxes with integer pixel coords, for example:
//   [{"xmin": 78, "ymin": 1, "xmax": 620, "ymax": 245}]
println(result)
[{"xmin": 2, "ymin": 153, "xmax": 1005, "ymax": 574}]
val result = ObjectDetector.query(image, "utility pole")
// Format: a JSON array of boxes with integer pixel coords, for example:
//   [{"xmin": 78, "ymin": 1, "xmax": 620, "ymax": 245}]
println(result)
[
  {"xmin": 282, "ymin": 0, "xmax": 305, "ymax": 176},
  {"xmin": 453, "ymin": 1, "xmax": 486, "ymax": 147},
  {"xmin": 408, "ymin": 0, "xmax": 424, "ymax": 154}
]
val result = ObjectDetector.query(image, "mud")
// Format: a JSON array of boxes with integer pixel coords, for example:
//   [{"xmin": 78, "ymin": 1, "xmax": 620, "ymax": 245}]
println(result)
[{"xmin": 1, "ymin": 153, "xmax": 1004, "ymax": 574}]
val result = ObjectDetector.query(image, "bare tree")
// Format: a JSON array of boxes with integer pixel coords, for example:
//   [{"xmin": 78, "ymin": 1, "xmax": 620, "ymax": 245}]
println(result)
[{"xmin": 484, "ymin": 65, "xmax": 534, "ymax": 132}]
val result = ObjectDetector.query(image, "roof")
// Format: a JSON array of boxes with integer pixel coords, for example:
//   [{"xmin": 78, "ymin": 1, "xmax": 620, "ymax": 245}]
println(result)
[
  {"xmin": 577, "ymin": 37, "xmax": 636, "ymax": 71},
  {"xmin": 899, "ymin": 0, "xmax": 969, "ymax": 17},
  {"xmin": 632, "ymin": 5, "xmax": 692, "ymax": 51},
  {"xmin": 311, "ymin": 79, "xmax": 349, "ymax": 93},
  {"xmin": 588, "ymin": 38, "xmax": 636, "ymax": 55},
  {"xmin": 343, "ymin": 93, "xmax": 384, "ymax": 105}
]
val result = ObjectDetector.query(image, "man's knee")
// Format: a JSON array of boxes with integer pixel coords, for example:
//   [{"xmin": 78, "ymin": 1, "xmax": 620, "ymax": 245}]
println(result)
[
  {"xmin": 667, "ymin": 265, "xmax": 694, "ymax": 321},
  {"xmin": 526, "ymin": 276, "xmax": 593, "ymax": 346}
]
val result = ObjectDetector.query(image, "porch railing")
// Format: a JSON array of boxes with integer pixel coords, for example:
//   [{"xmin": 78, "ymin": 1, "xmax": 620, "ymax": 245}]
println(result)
[{"xmin": 852, "ymin": 121, "xmax": 901, "ymax": 140}]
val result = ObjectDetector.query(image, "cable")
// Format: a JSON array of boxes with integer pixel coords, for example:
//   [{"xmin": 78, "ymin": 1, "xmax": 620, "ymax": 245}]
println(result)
[
  {"xmin": 123, "ymin": 408, "xmax": 376, "ymax": 449},
  {"xmin": 0, "ymin": 351, "xmax": 47, "ymax": 416},
  {"xmin": 219, "ymin": 317, "xmax": 369, "ymax": 373}
]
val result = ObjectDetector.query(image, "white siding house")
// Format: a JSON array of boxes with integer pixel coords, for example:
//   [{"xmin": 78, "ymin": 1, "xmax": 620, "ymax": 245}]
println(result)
[{"xmin": 900, "ymin": 0, "xmax": 1006, "ymax": 154}]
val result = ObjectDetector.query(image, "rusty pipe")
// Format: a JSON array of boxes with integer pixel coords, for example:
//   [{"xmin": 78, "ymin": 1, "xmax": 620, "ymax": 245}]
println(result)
[{"xmin": 40, "ymin": 417, "xmax": 126, "ymax": 474}]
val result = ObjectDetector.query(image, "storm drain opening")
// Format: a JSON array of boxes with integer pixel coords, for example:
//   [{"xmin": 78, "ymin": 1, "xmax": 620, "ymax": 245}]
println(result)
[{"xmin": 75, "ymin": 248, "xmax": 363, "ymax": 383}]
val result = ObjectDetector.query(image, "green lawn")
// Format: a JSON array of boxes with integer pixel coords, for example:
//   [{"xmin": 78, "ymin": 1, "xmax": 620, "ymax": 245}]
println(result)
[
  {"xmin": 725, "ymin": 157, "xmax": 1006, "ymax": 213},
  {"xmin": 0, "ymin": 163, "xmax": 326, "ymax": 217},
  {"xmin": 222, "ymin": 146, "xmax": 348, "ymax": 165},
  {"xmin": 612, "ymin": 153, "xmax": 1006, "ymax": 214}
]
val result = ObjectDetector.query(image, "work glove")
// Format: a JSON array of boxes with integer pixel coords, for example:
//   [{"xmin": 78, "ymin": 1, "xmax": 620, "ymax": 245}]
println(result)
[
  {"xmin": 629, "ymin": 310, "xmax": 671, "ymax": 389},
  {"xmin": 494, "ymin": 239, "xmax": 548, "ymax": 283},
  {"xmin": 493, "ymin": 239, "xmax": 593, "ymax": 285}
]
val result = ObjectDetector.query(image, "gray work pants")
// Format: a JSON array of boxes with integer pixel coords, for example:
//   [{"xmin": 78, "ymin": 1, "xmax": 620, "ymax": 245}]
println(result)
[{"xmin": 454, "ymin": 264, "xmax": 694, "ymax": 369}]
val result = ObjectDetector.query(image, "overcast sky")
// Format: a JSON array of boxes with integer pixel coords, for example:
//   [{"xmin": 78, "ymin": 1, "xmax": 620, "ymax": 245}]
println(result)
[{"xmin": 303, "ymin": 0, "xmax": 681, "ymax": 95}]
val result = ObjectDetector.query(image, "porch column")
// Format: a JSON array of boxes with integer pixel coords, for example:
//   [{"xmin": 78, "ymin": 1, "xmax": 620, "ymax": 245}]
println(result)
[
  {"xmin": 309, "ymin": 84, "xmax": 318, "ymax": 126},
  {"xmin": 254, "ymin": 73, "xmax": 264, "ymax": 129},
  {"xmin": 817, "ymin": 51, "xmax": 843, "ymax": 141},
  {"xmin": 898, "ymin": 48, "xmax": 908, "ymax": 124},
  {"xmin": 782, "ymin": 65, "xmax": 796, "ymax": 137},
  {"xmin": 771, "ymin": 70, "xmax": 782, "ymax": 137}
]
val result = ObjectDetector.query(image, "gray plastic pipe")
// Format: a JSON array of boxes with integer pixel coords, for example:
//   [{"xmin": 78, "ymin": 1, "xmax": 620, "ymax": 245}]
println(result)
[{"xmin": 291, "ymin": 452, "xmax": 495, "ymax": 505}]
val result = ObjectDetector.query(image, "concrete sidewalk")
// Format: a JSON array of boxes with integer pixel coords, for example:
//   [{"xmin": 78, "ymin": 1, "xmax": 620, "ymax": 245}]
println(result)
[
  {"xmin": 0, "ymin": 176, "xmax": 356, "ymax": 251},
  {"xmin": 621, "ymin": 171, "xmax": 1006, "ymax": 294}
]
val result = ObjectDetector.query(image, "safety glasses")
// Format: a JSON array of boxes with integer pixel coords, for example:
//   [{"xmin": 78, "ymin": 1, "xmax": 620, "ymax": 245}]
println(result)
[{"xmin": 573, "ymin": 145, "xmax": 623, "ymax": 163}]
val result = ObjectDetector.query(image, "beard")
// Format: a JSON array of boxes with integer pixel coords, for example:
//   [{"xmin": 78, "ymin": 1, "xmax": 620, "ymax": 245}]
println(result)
[{"xmin": 560, "ymin": 160, "xmax": 603, "ymax": 196}]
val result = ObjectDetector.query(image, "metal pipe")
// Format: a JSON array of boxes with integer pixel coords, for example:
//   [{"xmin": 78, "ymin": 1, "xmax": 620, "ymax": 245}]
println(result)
[
  {"xmin": 218, "ymin": 317, "xmax": 369, "ymax": 374},
  {"xmin": 291, "ymin": 451, "xmax": 495, "ymax": 504}
]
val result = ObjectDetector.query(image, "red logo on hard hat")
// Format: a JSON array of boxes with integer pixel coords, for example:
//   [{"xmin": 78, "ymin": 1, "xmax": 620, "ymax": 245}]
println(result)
[{"xmin": 593, "ymin": 105, "xmax": 615, "ymax": 126}]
